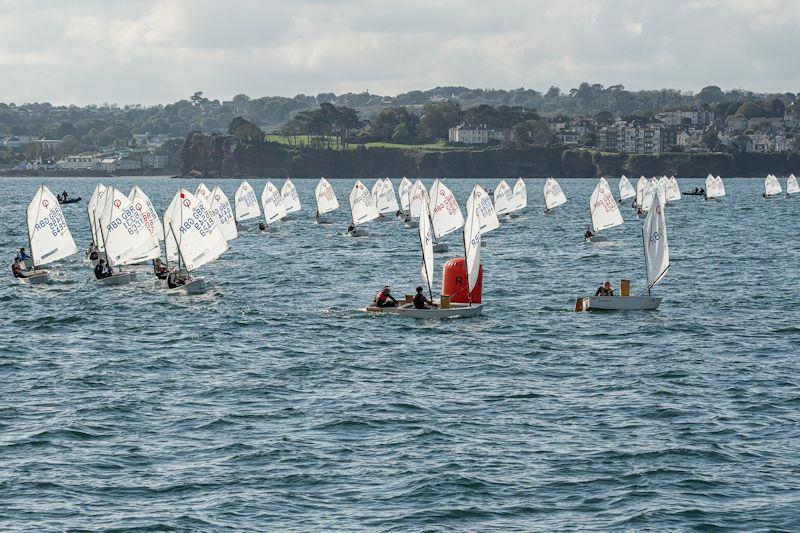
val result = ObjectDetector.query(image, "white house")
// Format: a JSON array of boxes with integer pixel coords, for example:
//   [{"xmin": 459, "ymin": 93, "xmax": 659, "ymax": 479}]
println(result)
[
  {"xmin": 448, "ymin": 124, "xmax": 489, "ymax": 144},
  {"xmin": 56, "ymin": 154, "xmax": 100, "ymax": 170}
]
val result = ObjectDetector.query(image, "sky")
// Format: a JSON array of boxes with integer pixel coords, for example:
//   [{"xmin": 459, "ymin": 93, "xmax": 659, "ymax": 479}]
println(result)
[{"xmin": 0, "ymin": 0, "xmax": 798, "ymax": 105}]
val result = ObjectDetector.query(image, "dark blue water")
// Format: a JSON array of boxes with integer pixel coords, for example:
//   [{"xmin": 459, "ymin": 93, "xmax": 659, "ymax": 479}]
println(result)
[{"xmin": 2, "ymin": 176, "xmax": 799, "ymax": 530}]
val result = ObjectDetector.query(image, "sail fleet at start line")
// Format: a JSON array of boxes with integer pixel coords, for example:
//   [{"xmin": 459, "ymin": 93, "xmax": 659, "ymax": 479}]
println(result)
[{"xmin": 13, "ymin": 174, "xmax": 792, "ymax": 315}]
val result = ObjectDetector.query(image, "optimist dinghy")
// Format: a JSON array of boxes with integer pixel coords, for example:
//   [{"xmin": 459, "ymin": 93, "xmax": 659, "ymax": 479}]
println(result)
[
  {"xmin": 428, "ymin": 179, "xmax": 464, "ymax": 253},
  {"xmin": 705, "ymin": 174, "xmax": 726, "ymax": 200},
  {"xmin": 764, "ymin": 174, "xmax": 782, "ymax": 198},
  {"xmin": 348, "ymin": 179, "xmax": 380, "ymax": 236},
  {"xmin": 403, "ymin": 180, "xmax": 428, "ymax": 228},
  {"xmin": 233, "ymin": 180, "xmax": 261, "ymax": 228},
  {"xmin": 576, "ymin": 189, "xmax": 669, "ymax": 311},
  {"xmin": 372, "ymin": 177, "xmax": 400, "ymax": 220},
  {"xmin": 281, "ymin": 178, "xmax": 302, "ymax": 216},
  {"xmin": 543, "ymin": 177, "xmax": 567, "ymax": 213},
  {"xmin": 314, "ymin": 177, "xmax": 339, "ymax": 224},
  {"xmin": 618, "ymin": 175, "xmax": 636, "ymax": 203},
  {"xmin": 786, "ymin": 174, "xmax": 799, "ymax": 197},
  {"xmin": 586, "ymin": 177, "xmax": 623, "ymax": 243},
  {"xmin": 22, "ymin": 185, "xmax": 79, "ymax": 284},
  {"xmin": 261, "ymin": 180, "xmax": 286, "ymax": 232}
]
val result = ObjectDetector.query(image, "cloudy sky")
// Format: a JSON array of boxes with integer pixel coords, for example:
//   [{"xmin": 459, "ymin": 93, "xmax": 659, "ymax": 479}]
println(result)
[{"xmin": 0, "ymin": 0, "xmax": 798, "ymax": 105}]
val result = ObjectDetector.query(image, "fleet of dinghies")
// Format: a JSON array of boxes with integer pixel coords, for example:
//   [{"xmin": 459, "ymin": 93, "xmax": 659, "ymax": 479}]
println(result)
[{"xmin": 12, "ymin": 174, "xmax": 797, "ymax": 315}]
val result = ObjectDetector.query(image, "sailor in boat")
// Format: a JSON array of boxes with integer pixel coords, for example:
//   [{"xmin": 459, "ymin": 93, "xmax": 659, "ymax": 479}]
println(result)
[
  {"xmin": 167, "ymin": 269, "xmax": 186, "ymax": 289},
  {"xmin": 15, "ymin": 247, "xmax": 30, "ymax": 263},
  {"xmin": 11, "ymin": 259, "xmax": 27, "ymax": 279},
  {"xmin": 153, "ymin": 258, "xmax": 169, "ymax": 280},
  {"xmin": 544, "ymin": 207, "xmax": 551, "ymax": 214},
  {"xmin": 584, "ymin": 226, "xmax": 594, "ymax": 240},
  {"xmin": 595, "ymin": 281, "xmax": 614, "ymax": 296},
  {"xmin": 413, "ymin": 286, "xmax": 436, "ymax": 309},
  {"xmin": 94, "ymin": 259, "xmax": 113, "ymax": 279},
  {"xmin": 62, "ymin": 190, "xmax": 69, "ymax": 201},
  {"xmin": 258, "ymin": 222, "xmax": 267, "ymax": 231},
  {"xmin": 347, "ymin": 222, "xmax": 356, "ymax": 234},
  {"xmin": 87, "ymin": 242, "xmax": 99, "ymax": 261},
  {"xmin": 372, "ymin": 286, "xmax": 398, "ymax": 308}
]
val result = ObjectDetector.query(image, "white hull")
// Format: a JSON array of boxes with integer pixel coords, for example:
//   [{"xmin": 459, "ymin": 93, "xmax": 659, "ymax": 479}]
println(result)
[
  {"xmin": 578, "ymin": 295, "xmax": 662, "ymax": 311},
  {"xmin": 365, "ymin": 305, "xmax": 401, "ymax": 315},
  {"xmin": 20, "ymin": 271, "xmax": 50, "ymax": 285},
  {"xmin": 97, "ymin": 271, "xmax": 136, "ymax": 286},
  {"xmin": 586, "ymin": 235, "xmax": 609, "ymax": 243},
  {"xmin": 183, "ymin": 277, "xmax": 207, "ymax": 295},
  {"xmin": 433, "ymin": 242, "xmax": 449, "ymax": 253},
  {"xmin": 396, "ymin": 302, "xmax": 484, "ymax": 319}
]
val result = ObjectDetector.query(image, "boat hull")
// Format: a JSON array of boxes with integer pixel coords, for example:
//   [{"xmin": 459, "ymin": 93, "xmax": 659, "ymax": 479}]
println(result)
[
  {"xmin": 433, "ymin": 242, "xmax": 449, "ymax": 253},
  {"xmin": 184, "ymin": 277, "xmax": 207, "ymax": 295},
  {"xmin": 396, "ymin": 302, "xmax": 484, "ymax": 319},
  {"xmin": 578, "ymin": 295, "xmax": 662, "ymax": 311},
  {"xmin": 20, "ymin": 271, "xmax": 50, "ymax": 285},
  {"xmin": 97, "ymin": 271, "xmax": 136, "ymax": 286},
  {"xmin": 350, "ymin": 228, "xmax": 369, "ymax": 237},
  {"xmin": 364, "ymin": 305, "xmax": 400, "ymax": 315},
  {"xmin": 586, "ymin": 235, "xmax": 609, "ymax": 243}
]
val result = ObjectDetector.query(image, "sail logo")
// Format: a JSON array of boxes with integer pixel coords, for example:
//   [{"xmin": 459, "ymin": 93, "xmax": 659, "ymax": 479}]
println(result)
[{"xmin": 114, "ymin": 199, "xmax": 121, "ymax": 209}]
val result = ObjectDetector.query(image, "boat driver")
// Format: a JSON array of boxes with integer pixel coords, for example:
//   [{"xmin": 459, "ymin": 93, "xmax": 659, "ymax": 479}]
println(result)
[
  {"xmin": 595, "ymin": 281, "xmax": 614, "ymax": 296},
  {"xmin": 413, "ymin": 286, "xmax": 434, "ymax": 309}
]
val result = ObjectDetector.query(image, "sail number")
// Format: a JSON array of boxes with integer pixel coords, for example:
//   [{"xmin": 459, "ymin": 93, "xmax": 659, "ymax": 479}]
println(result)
[{"xmin": 34, "ymin": 208, "xmax": 67, "ymax": 236}]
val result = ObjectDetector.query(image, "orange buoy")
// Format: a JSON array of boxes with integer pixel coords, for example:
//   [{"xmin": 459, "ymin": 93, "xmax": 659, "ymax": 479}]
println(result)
[{"xmin": 441, "ymin": 257, "xmax": 482, "ymax": 304}]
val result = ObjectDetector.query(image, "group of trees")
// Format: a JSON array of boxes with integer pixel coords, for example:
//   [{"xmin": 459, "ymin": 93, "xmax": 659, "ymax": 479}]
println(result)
[{"xmin": 279, "ymin": 103, "xmax": 361, "ymax": 149}]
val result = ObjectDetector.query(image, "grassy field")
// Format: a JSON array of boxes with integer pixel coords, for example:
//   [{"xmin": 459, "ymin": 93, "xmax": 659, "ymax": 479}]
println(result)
[{"xmin": 265, "ymin": 135, "xmax": 458, "ymax": 151}]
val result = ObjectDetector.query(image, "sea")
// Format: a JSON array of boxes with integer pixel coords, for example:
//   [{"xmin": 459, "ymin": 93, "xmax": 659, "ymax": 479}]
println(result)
[{"xmin": 1, "ymin": 176, "xmax": 799, "ymax": 530}]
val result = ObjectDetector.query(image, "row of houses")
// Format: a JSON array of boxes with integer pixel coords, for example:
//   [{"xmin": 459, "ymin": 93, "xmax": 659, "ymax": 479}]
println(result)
[
  {"xmin": 1, "ymin": 136, "xmax": 63, "ymax": 150},
  {"xmin": 19, "ymin": 151, "xmax": 169, "ymax": 172}
]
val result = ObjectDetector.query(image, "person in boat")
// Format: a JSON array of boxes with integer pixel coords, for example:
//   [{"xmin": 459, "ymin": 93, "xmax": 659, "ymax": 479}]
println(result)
[
  {"xmin": 258, "ymin": 222, "xmax": 267, "ymax": 231},
  {"xmin": 347, "ymin": 222, "xmax": 356, "ymax": 234},
  {"xmin": 15, "ymin": 247, "xmax": 30, "ymax": 263},
  {"xmin": 699, "ymin": 187, "xmax": 705, "ymax": 195},
  {"xmin": 87, "ymin": 242, "xmax": 99, "ymax": 261},
  {"xmin": 61, "ymin": 190, "xmax": 69, "ymax": 201},
  {"xmin": 94, "ymin": 259, "xmax": 112, "ymax": 279},
  {"xmin": 595, "ymin": 281, "xmax": 614, "ymax": 296},
  {"xmin": 584, "ymin": 226, "xmax": 594, "ymax": 240},
  {"xmin": 11, "ymin": 259, "xmax": 27, "ymax": 279},
  {"xmin": 373, "ymin": 286, "xmax": 398, "ymax": 308},
  {"xmin": 167, "ymin": 268, "xmax": 186, "ymax": 289},
  {"xmin": 413, "ymin": 286, "xmax": 434, "ymax": 309},
  {"xmin": 153, "ymin": 258, "xmax": 169, "ymax": 280},
  {"xmin": 544, "ymin": 207, "xmax": 551, "ymax": 214}
]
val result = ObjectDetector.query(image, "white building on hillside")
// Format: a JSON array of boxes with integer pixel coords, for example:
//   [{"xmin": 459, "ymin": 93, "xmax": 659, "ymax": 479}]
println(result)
[
  {"xmin": 448, "ymin": 124, "xmax": 489, "ymax": 144},
  {"xmin": 56, "ymin": 155, "xmax": 100, "ymax": 170}
]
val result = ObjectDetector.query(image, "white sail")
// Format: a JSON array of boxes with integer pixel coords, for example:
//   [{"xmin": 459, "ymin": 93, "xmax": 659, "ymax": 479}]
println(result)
[
  {"xmin": 589, "ymin": 177, "xmax": 623, "ymax": 232},
  {"xmin": 234, "ymin": 180, "xmax": 261, "ymax": 222},
  {"xmin": 281, "ymin": 179, "xmax": 302, "ymax": 214},
  {"xmin": 765, "ymin": 174, "xmax": 782, "ymax": 196},
  {"xmin": 315, "ymin": 177, "xmax": 339, "ymax": 215},
  {"xmin": 513, "ymin": 178, "xmax": 527, "ymax": 211},
  {"xmin": 373, "ymin": 177, "xmax": 399, "ymax": 214},
  {"xmin": 195, "ymin": 182, "xmax": 212, "ymax": 207},
  {"xmin": 463, "ymin": 197, "xmax": 482, "ymax": 295},
  {"xmin": 129, "ymin": 185, "xmax": 164, "ymax": 241},
  {"xmin": 209, "ymin": 186, "xmax": 238, "ymax": 241},
  {"xmin": 543, "ymin": 177, "xmax": 567, "ymax": 210},
  {"xmin": 666, "ymin": 176, "xmax": 682, "ymax": 202},
  {"xmin": 99, "ymin": 186, "xmax": 160, "ymax": 267},
  {"xmin": 705, "ymin": 174, "xmax": 719, "ymax": 198},
  {"xmin": 398, "ymin": 177, "xmax": 412, "ymax": 213},
  {"xmin": 418, "ymin": 199, "xmax": 435, "ymax": 296},
  {"xmin": 429, "ymin": 179, "xmax": 464, "ymax": 239},
  {"xmin": 643, "ymin": 189, "xmax": 669, "ymax": 290},
  {"xmin": 87, "ymin": 182, "xmax": 107, "ymax": 250},
  {"xmin": 493, "ymin": 180, "xmax": 515, "ymax": 215},
  {"xmin": 349, "ymin": 179, "xmax": 380, "ymax": 226},
  {"xmin": 716, "ymin": 175, "xmax": 726, "ymax": 197},
  {"xmin": 261, "ymin": 180, "xmax": 287, "ymax": 225},
  {"xmin": 27, "ymin": 185, "xmax": 79, "ymax": 267},
  {"xmin": 409, "ymin": 180, "xmax": 428, "ymax": 220},
  {"xmin": 164, "ymin": 188, "xmax": 229, "ymax": 272},
  {"xmin": 619, "ymin": 175, "xmax": 636, "ymax": 200},
  {"xmin": 640, "ymin": 178, "xmax": 656, "ymax": 212},
  {"xmin": 635, "ymin": 176, "xmax": 648, "ymax": 207},
  {"xmin": 787, "ymin": 174, "xmax": 799, "ymax": 195},
  {"xmin": 466, "ymin": 184, "xmax": 501, "ymax": 235}
]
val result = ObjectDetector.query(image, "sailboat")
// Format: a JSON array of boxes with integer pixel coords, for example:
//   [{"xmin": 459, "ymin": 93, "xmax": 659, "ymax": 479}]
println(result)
[
  {"xmin": 543, "ymin": 177, "xmax": 567, "ymax": 213},
  {"xmin": 786, "ymin": 174, "xmax": 799, "ymax": 197},
  {"xmin": 315, "ymin": 177, "xmax": 339, "ymax": 223},
  {"xmin": 665, "ymin": 176, "xmax": 682, "ymax": 202},
  {"xmin": 397, "ymin": 177, "xmax": 412, "ymax": 217},
  {"xmin": 405, "ymin": 180, "xmax": 428, "ymax": 228},
  {"xmin": 466, "ymin": 184, "xmax": 501, "ymax": 236},
  {"xmin": 195, "ymin": 182, "xmax": 212, "ymax": 207},
  {"xmin": 260, "ymin": 180, "xmax": 286, "ymax": 231},
  {"xmin": 493, "ymin": 180, "xmax": 516, "ymax": 219},
  {"xmin": 208, "ymin": 187, "xmax": 239, "ymax": 241},
  {"xmin": 164, "ymin": 188, "xmax": 230, "ymax": 294},
  {"xmin": 86, "ymin": 182, "xmax": 107, "ymax": 265},
  {"xmin": 96, "ymin": 186, "xmax": 160, "ymax": 285},
  {"xmin": 429, "ymin": 179, "xmax": 464, "ymax": 253},
  {"xmin": 348, "ymin": 179, "xmax": 380, "ymax": 236},
  {"xmin": 576, "ymin": 189, "xmax": 669, "ymax": 311},
  {"xmin": 705, "ymin": 174, "xmax": 725, "ymax": 200},
  {"xmin": 635, "ymin": 176, "xmax": 648, "ymax": 210},
  {"xmin": 233, "ymin": 180, "xmax": 261, "ymax": 229},
  {"xmin": 281, "ymin": 178, "xmax": 302, "ymax": 216},
  {"xmin": 512, "ymin": 178, "xmax": 527, "ymax": 215},
  {"xmin": 764, "ymin": 174, "xmax": 782, "ymax": 198},
  {"xmin": 586, "ymin": 177, "xmax": 623, "ymax": 243},
  {"xmin": 22, "ymin": 185, "xmax": 79, "ymax": 284},
  {"xmin": 619, "ymin": 175, "xmax": 636, "ymax": 203},
  {"xmin": 129, "ymin": 185, "xmax": 164, "ymax": 243},
  {"xmin": 396, "ymin": 198, "xmax": 484, "ymax": 318},
  {"xmin": 373, "ymin": 177, "xmax": 399, "ymax": 219}
]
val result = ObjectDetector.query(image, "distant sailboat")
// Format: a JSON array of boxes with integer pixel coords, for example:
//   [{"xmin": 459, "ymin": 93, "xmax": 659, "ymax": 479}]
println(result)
[
  {"xmin": 405, "ymin": 180, "xmax": 428, "ymax": 227},
  {"xmin": 429, "ymin": 179, "xmax": 464, "ymax": 253},
  {"xmin": 281, "ymin": 178, "xmax": 302, "ymax": 215},
  {"xmin": 493, "ymin": 180, "xmax": 516, "ymax": 218},
  {"xmin": 373, "ymin": 177, "xmax": 399, "ymax": 218},
  {"xmin": 705, "ymin": 174, "xmax": 725, "ymax": 200},
  {"xmin": 577, "ymin": 189, "xmax": 669, "ymax": 311},
  {"xmin": 164, "ymin": 188, "xmax": 230, "ymax": 294},
  {"xmin": 764, "ymin": 174, "xmax": 782, "ymax": 198},
  {"xmin": 466, "ymin": 184, "xmax": 501, "ymax": 236},
  {"xmin": 512, "ymin": 178, "xmax": 527, "ymax": 214},
  {"xmin": 397, "ymin": 177, "xmax": 412, "ymax": 216},
  {"xmin": 786, "ymin": 174, "xmax": 799, "ymax": 197},
  {"xmin": 619, "ymin": 174, "xmax": 636, "ymax": 202},
  {"xmin": 195, "ymin": 182, "xmax": 212, "ymax": 207},
  {"xmin": 586, "ymin": 177, "xmax": 623, "ymax": 243},
  {"xmin": 233, "ymin": 180, "xmax": 261, "ymax": 228},
  {"xmin": 22, "ymin": 185, "xmax": 79, "ymax": 284},
  {"xmin": 348, "ymin": 179, "xmax": 380, "ymax": 236},
  {"xmin": 315, "ymin": 177, "xmax": 339, "ymax": 224},
  {"xmin": 129, "ymin": 185, "xmax": 164, "ymax": 242},
  {"xmin": 208, "ymin": 186, "xmax": 239, "ymax": 241},
  {"xmin": 261, "ymin": 180, "xmax": 286, "ymax": 231},
  {"xmin": 86, "ymin": 182, "xmax": 107, "ymax": 263},
  {"xmin": 635, "ymin": 176, "xmax": 648, "ymax": 210},
  {"xmin": 543, "ymin": 177, "xmax": 567, "ymax": 213},
  {"xmin": 665, "ymin": 176, "xmax": 682, "ymax": 202}
]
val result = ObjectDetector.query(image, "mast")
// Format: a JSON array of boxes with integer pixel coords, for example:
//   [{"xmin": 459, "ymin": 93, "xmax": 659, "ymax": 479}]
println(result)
[
  {"xmin": 419, "ymin": 211, "xmax": 433, "ymax": 302},
  {"xmin": 27, "ymin": 185, "xmax": 40, "ymax": 273},
  {"xmin": 642, "ymin": 223, "xmax": 650, "ymax": 296}
]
